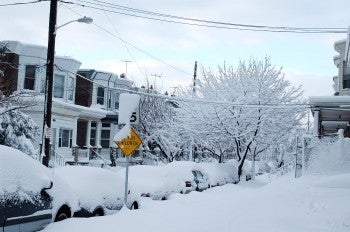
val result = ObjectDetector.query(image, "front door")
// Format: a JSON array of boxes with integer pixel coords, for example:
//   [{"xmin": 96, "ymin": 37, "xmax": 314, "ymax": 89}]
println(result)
[{"xmin": 77, "ymin": 120, "xmax": 87, "ymax": 147}]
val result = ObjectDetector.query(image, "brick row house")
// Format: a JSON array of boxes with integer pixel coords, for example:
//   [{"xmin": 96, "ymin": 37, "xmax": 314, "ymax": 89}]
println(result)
[
  {"xmin": 0, "ymin": 40, "xmax": 133, "ymax": 164},
  {"xmin": 309, "ymin": 28, "xmax": 350, "ymax": 137}
]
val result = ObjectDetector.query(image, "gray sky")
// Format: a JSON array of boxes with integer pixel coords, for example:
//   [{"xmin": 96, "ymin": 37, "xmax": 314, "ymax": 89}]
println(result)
[{"xmin": 1, "ymin": 0, "xmax": 349, "ymax": 98}]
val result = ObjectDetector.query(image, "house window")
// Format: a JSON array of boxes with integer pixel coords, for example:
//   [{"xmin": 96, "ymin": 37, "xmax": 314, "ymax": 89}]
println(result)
[
  {"xmin": 54, "ymin": 74, "xmax": 65, "ymax": 98},
  {"xmin": 90, "ymin": 122, "xmax": 96, "ymax": 146},
  {"xmin": 24, "ymin": 65, "xmax": 36, "ymax": 90},
  {"xmin": 68, "ymin": 77, "xmax": 74, "ymax": 101},
  {"xmin": 343, "ymin": 74, "xmax": 350, "ymax": 89},
  {"xmin": 100, "ymin": 123, "xmax": 110, "ymax": 148},
  {"xmin": 58, "ymin": 128, "xmax": 72, "ymax": 148},
  {"xmin": 97, "ymin": 86, "xmax": 105, "ymax": 105}
]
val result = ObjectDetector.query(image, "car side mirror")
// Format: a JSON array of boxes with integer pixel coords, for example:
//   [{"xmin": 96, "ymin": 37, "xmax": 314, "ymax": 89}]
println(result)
[{"xmin": 43, "ymin": 181, "xmax": 53, "ymax": 190}]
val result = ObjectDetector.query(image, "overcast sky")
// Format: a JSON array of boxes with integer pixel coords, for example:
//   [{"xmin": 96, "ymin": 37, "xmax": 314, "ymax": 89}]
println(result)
[{"xmin": 1, "ymin": 0, "xmax": 349, "ymax": 98}]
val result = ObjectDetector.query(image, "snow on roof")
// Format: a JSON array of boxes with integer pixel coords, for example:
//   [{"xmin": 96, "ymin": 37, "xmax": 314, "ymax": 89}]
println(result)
[
  {"xmin": 309, "ymin": 96, "xmax": 350, "ymax": 107},
  {"xmin": 334, "ymin": 39, "xmax": 347, "ymax": 54}
]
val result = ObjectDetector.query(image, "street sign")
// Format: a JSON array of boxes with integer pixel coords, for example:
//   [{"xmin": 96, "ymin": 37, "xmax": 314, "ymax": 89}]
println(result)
[
  {"xmin": 130, "ymin": 108, "xmax": 140, "ymax": 125},
  {"xmin": 45, "ymin": 126, "xmax": 52, "ymax": 139},
  {"xmin": 115, "ymin": 128, "xmax": 142, "ymax": 156},
  {"xmin": 118, "ymin": 93, "xmax": 140, "ymax": 125}
]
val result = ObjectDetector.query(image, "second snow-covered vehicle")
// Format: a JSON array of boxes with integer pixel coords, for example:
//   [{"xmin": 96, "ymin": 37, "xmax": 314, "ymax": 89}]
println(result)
[{"xmin": 54, "ymin": 166, "xmax": 139, "ymax": 217}]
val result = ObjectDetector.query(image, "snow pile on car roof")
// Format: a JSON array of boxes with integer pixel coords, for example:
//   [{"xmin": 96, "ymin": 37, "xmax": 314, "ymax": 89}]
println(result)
[
  {"xmin": 54, "ymin": 166, "xmax": 125, "ymax": 212},
  {"xmin": 0, "ymin": 145, "xmax": 51, "ymax": 197},
  {"xmin": 197, "ymin": 161, "xmax": 239, "ymax": 185}
]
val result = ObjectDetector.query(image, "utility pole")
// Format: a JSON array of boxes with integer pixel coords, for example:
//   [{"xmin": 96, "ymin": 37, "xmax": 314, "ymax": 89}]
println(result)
[
  {"xmin": 43, "ymin": 0, "xmax": 58, "ymax": 167},
  {"xmin": 193, "ymin": 61, "xmax": 197, "ymax": 94}
]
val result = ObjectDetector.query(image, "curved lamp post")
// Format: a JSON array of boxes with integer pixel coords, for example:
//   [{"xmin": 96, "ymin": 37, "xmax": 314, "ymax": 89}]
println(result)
[
  {"xmin": 42, "ymin": 1, "xmax": 93, "ymax": 167},
  {"xmin": 55, "ymin": 16, "xmax": 93, "ymax": 31}
]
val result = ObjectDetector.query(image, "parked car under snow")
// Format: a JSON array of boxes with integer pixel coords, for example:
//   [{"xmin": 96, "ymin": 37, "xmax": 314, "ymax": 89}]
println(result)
[
  {"xmin": 197, "ymin": 160, "xmax": 239, "ymax": 186},
  {"xmin": 121, "ymin": 161, "xmax": 211, "ymax": 200},
  {"xmin": 0, "ymin": 145, "xmax": 78, "ymax": 232},
  {"xmin": 54, "ymin": 166, "xmax": 140, "ymax": 217}
]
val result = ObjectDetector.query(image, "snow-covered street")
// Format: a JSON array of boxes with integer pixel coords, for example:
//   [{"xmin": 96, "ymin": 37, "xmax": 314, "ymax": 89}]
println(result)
[{"xmin": 42, "ymin": 173, "xmax": 350, "ymax": 232}]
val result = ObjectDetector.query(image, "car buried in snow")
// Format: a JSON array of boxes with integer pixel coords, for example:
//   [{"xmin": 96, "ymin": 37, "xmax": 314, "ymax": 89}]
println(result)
[
  {"xmin": 124, "ymin": 161, "xmax": 210, "ymax": 200},
  {"xmin": 0, "ymin": 145, "xmax": 78, "ymax": 232},
  {"xmin": 54, "ymin": 166, "xmax": 140, "ymax": 217}
]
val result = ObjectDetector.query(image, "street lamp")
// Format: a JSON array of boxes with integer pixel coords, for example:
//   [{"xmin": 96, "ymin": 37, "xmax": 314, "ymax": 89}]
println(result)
[
  {"xmin": 42, "ymin": 0, "xmax": 93, "ymax": 167},
  {"xmin": 55, "ymin": 16, "xmax": 93, "ymax": 31}
]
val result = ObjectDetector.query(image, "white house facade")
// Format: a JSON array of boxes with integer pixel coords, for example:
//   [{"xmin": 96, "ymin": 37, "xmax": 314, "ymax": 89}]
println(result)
[
  {"xmin": 0, "ymin": 40, "xmax": 134, "ymax": 165},
  {"xmin": 309, "ymin": 28, "xmax": 350, "ymax": 137}
]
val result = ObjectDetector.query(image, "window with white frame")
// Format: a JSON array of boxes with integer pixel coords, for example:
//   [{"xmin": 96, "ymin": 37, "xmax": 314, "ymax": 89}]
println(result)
[
  {"xmin": 54, "ymin": 74, "xmax": 65, "ymax": 98},
  {"xmin": 58, "ymin": 128, "xmax": 72, "ymax": 148},
  {"xmin": 24, "ymin": 65, "xmax": 36, "ymax": 90},
  {"xmin": 68, "ymin": 76, "xmax": 74, "ymax": 101},
  {"xmin": 97, "ymin": 86, "xmax": 105, "ymax": 105}
]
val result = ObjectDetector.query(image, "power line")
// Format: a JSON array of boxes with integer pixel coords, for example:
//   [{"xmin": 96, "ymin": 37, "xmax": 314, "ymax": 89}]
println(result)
[
  {"xmin": 63, "ymin": 0, "xmax": 346, "ymax": 34},
  {"xmin": 0, "ymin": 0, "xmax": 44, "ymax": 7},
  {"xmin": 85, "ymin": 2, "xmax": 148, "ymax": 80},
  {"xmin": 61, "ymin": 3, "xmax": 193, "ymax": 77},
  {"xmin": 55, "ymin": 63, "xmax": 310, "ymax": 109}
]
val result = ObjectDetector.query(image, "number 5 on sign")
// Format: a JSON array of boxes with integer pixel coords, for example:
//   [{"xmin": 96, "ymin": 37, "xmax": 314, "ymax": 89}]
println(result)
[{"xmin": 130, "ymin": 109, "xmax": 139, "ymax": 125}]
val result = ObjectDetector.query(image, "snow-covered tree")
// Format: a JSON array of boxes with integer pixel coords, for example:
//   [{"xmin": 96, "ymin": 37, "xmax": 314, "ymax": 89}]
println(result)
[
  {"xmin": 179, "ymin": 57, "xmax": 306, "ymax": 181},
  {"xmin": 135, "ymin": 91, "xmax": 183, "ymax": 163},
  {"xmin": 0, "ymin": 90, "xmax": 39, "ymax": 157}
]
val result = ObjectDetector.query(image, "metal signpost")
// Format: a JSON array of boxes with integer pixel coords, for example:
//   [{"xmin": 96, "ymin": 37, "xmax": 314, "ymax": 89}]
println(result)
[{"xmin": 115, "ymin": 128, "xmax": 142, "ymax": 207}]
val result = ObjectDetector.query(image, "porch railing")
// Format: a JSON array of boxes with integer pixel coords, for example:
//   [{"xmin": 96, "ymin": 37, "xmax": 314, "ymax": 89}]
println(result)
[
  {"xmin": 52, "ymin": 151, "xmax": 68, "ymax": 167},
  {"xmin": 90, "ymin": 148, "xmax": 109, "ymax": 167}
]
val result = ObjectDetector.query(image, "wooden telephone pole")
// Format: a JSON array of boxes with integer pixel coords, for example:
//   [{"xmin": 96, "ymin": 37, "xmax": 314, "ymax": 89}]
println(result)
[{"xmin": 43, "ymin": 0, "xmax": 58, "ymax": 167}]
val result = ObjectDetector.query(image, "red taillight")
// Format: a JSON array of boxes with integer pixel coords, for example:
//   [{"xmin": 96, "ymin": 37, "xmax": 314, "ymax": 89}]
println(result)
[{"xmin": 185, "ymin": 181, "xmax": 191, "ymax": 187}]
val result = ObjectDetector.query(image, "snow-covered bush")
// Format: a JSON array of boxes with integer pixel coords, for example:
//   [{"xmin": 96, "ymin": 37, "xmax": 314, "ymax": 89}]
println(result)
[
  {"xmin": 307, "ymin": 137, "xmax": 350, "ymax": 174},
  {"xmin": 0, "ymin": 91, "xmax": 39, "ymax": 157}
]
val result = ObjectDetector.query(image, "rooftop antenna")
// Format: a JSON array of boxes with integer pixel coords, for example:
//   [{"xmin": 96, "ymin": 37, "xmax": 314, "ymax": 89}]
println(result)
[{"xmin": 121, "ymin": 60, "xmax": 132, "ymax": 76}]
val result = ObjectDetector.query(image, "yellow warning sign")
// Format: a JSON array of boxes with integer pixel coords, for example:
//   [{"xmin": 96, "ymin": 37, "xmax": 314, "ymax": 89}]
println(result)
[{"xmin": 115, "ymin": 128, "xmax": 142, "ymax": 156}]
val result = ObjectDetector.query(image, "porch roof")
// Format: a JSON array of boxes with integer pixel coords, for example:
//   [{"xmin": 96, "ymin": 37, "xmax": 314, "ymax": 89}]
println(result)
[{"xmin": 309, "ymin": 96, "xmax": 350, "ymax": 134}]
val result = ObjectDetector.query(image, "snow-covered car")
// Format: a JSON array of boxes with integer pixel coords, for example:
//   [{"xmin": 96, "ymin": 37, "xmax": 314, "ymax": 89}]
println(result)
[
  {"xmin": 123, "ymin": 161, "xmax": 210, "ymax": 200},
  {"xmin": 165, "ymin": 161, "xmax": 211, "ymax": 193},
  {"xmin": 0, "ymin": 145, "xmax": 77, "ymax": 232},
  {"xmin": 54, "ymin": 166, "xmax": 139, "ymax": 217},
  {"xmin": 241, "ymin": 160, "xmax": 271, "ymax": 180},
  {"xmin": 191, "ymin": 170, "xmax": 210, "ymax": 191},
  {"xmin": 198, "ymin": 160, "xmax": 239, "ymax": 186},
  {"xmin": 119, "ymin": 165, "xmax": 174, "ymax": 200}
]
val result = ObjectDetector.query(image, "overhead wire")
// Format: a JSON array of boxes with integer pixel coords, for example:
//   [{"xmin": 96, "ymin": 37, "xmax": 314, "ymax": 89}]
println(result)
[
  {"xmin": 62, "ymin": 0, "xmax": 346, "ymax": 34},
  {"xmin": 61, "ymin": 3, "xmax": 193, "ymax": 77},
  {"xmin": 55, "ymin": 63, "xmax": 310, "ymax": 109},
  {"xmin": 61, "ymin": 2, "xmax": 149, "ymax": 80},
  {"xmin": 0, "ymin": 0, "xmax": 44, "ymax": 7}
]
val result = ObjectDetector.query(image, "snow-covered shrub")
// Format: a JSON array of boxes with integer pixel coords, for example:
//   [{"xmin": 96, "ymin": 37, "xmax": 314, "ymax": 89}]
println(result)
[
  {"xmin": 307, "ymin": 137, "xmax": 350, "ymax": 174},
  {"xmin": 0, "ymin": 109, "xmax": 39, "ymax": 157},
  {"xmin": 0, "ymin": 90, "xmax": 39, "ymax": 157}
]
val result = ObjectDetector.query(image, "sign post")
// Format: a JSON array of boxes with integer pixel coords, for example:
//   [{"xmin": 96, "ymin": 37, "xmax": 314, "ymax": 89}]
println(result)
[
  {"xmin": 124, "ymin": 156, "xmax": 130, "ymax": 206},
  {"xmin": 115, "ymin": 128, "xmax": 142, "ymax": 207}
]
